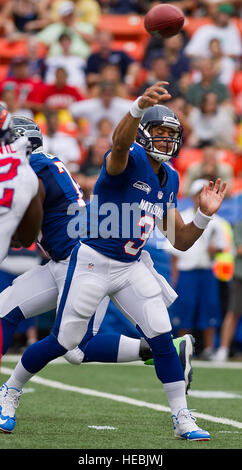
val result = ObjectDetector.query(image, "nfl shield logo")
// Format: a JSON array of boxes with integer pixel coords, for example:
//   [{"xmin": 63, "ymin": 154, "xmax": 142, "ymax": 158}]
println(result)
[{"xmin": 158, "ymin": 191, "xmax": 163, "ymax": 199}]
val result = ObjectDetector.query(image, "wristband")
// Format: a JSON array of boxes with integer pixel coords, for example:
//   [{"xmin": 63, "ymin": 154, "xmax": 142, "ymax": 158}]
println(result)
[
  {"xmin": 193, "ymin": 207, "xmax": 213, "ymax": 230},
  {"xmin": 129, "ymin": 96, "xmax": 146, "ymax": 118}
]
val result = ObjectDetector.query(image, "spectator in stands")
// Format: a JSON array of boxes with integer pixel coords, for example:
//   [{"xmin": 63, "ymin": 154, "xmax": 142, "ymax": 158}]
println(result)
[
  {"xmin": 185, "ymin": 58, "xmax": 231, "ymax": 108},
  {"xmin": 76, "ymin": 135, "xmax": 110, "ymax": 199},
  {"xmin": 211, "ymin": 220, "xmax": 242, "ymax": 361},
  {"xmin": 208, "ymin": 38, "xmax": 236, "ymax": 87},
  {"xmin": 0, "ymin": 55, "xmax": 44, "ymax": 113},
  {"xmin": 37, "ymin": 1, "xmax": 95, "ymax": 60},
  {"xmin": 183, "ymin": 143, "xmax": 233, "ymax": 197},
  {"xmin": 138, "ymin": 56, "xmax": 180, "ymax": 100},
  {"xmin": 145, "ymin": 33, "xmax": 190, "ymax": 82},
  {"xmin": 97, "ymin": 117, "xmax": 113, "ymax": 141},
  {"xmin": 44, "ymin": 32, "xmax": 87, "ymax": 90},
  {"xmin": 89, "ymin": 63, "xmax": 130, "ymax": 98},
  {"xmin": 0, "ymin": 0, "xmax": 51, "ymax": 37},
  {"xmin": 42, "ymin": 109, "xmax": 81, "ymax": 174},
  {"xmin": 163, "ymin": 34, "xmax": 190, "ymax": 81},
  {"xmin": 170, "ymin": 178, "xmax": 226, "ymax": 360},
  {"xmin": 25, "ymin": 35, "xmax": 46, "ymax": 81},
  {"xmin": 39, "ymin": 66, "xmax": 85, "ymax": 112},
  {"xmin": 168, "ymin": 95, "xmax": 192, "ymax": 145},
  {"xmin": 185, "ymin": 3, "xmax": 242, "ymax": 60},
  {"xmin": 0, "ymin": 85, "xmax": 34, "ymax": 119},
  {"xmin": 50, "ymin": 0, "xmax": 101, "ymax": 26},
  {"xmin": 69, "ymin": 80, "xmax": 132, "ymax": 138},
  {"xmin": 85, "ymin": 30, "xmax": 137, "ymax": 89},
  {"xmin": 187, "ymin": 92, "xmax": 236, "ymax": 149}
]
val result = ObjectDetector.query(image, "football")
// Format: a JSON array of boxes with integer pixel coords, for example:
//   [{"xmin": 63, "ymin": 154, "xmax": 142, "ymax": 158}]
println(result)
[{"xmin": 144, "ymin": 3, "xmax": 185, "ymax": 38}]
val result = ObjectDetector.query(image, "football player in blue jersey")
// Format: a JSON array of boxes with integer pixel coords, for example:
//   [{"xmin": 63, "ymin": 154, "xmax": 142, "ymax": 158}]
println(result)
[
  {"xmin": 0, "ymin": 82, "xmax": 227, "ymax": 440},
  {"xmin": 0, "ymin": 112, "xmax": 194, "ymax": 413}
]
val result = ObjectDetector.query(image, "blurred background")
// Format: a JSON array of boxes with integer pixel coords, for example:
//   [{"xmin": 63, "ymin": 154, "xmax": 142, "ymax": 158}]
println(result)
[{"xmin": 0, "ymin": 0, "xmax": 241, "ymax": 361}]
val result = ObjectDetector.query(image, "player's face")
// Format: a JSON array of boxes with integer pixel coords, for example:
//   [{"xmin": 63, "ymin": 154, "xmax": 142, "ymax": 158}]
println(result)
[{"xmin": 150, "ymin": 125, "xmax": 177, "ymax": 153}]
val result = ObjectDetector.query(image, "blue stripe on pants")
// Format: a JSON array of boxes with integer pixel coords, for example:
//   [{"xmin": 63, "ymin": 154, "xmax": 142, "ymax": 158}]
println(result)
[{"xmin": 52, "ymin": 242, "xmax": 80, "ymax": 339}]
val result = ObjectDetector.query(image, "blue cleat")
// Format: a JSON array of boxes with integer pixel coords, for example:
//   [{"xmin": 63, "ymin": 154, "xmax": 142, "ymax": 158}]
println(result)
[
  {"xmin": 0, "ymin": 384, "xmax": 22, "ymax": 433},
  {"xmin": 172, "ymin": 408, "xmax": 211, "ymax": 441}
]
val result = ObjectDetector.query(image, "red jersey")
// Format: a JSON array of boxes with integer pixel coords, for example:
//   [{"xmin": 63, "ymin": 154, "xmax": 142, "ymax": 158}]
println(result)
[
  {"xmin": 39, "ymin": 84, "xmax": 84, "ymax": 110},
  {"xmin": 0, "ymin": 77, "xmax": 45, "ymax": 106}
]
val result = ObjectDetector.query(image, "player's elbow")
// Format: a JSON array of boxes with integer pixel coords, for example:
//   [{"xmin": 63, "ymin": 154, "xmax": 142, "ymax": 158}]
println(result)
[{"xmin": 173, "ymin": 237, "xmax": 193, "ymax": 252}]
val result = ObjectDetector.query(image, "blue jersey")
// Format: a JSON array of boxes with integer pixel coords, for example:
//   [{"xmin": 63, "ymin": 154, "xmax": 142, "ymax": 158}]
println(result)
[
  {"xmin": 82, "ymin": 142, "xmax": 179, "ymax": 262},
  {"xmin": 30, "ymin": 151, "xmax": 85, "ymax": 262}
]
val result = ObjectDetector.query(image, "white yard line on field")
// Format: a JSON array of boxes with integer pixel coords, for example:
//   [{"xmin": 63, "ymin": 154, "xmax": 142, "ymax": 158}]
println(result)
[{"xmin": 1, "ymin": 366, "xmax": 242, "ymax": 431}]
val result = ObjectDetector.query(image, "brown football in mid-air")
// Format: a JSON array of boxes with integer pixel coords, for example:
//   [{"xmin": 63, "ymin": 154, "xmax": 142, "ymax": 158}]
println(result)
[{"xmin": 144, "ymin": 3, "xmax": 185, "ymax": 38}]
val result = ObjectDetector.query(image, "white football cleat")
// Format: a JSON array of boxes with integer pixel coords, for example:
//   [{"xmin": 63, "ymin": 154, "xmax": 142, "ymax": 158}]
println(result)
[
  {"xmin": 0, "ymin": 384, "xmax": 22, "ymax": 433},
  {"xmin": 172, "ymin": 408, "xmax": 211, "ymax": 441}
]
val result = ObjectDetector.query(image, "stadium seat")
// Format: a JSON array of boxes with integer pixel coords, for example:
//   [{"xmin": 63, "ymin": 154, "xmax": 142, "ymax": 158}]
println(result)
[
  {"xmin": 0, "ymin": 38, "xmax": 27, "ymax": 60},
  {"xmin": 231, "ymin": 177, "xmax": 242, "ymax": 195},
  {"xmin": 234, "ymin": 18, "xmax": 242, "ymax": 35},
  {"xmin": 111, "ymin": 39, "xmax": 148, "ymax": 61},
  {"xmin": 97, "ymin": 14, "xmax": 148, "ymax": 41},
  {"xmin": 0, "ymin": 38, "xmax": 47, "ymax": 61},
  {"xmin": 175, "ymin": 148, "xmax": 202, "ymax": 175},
  {"xmin": 234, "ymin": 155, "xmax": 242, "ymax": 178}
]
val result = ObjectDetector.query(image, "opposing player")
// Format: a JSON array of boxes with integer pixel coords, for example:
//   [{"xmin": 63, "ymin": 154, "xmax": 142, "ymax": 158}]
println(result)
[
  {"xmin": 0, "ymin": 83, "xmax": 227, "ymax": 440},
  {"xmin": 0, "ymin": 107, "xmax": 42, "ymax": 262},
  {"xmin": 0, "ymin": 108, "xmax": 42, "ymax": 366}
]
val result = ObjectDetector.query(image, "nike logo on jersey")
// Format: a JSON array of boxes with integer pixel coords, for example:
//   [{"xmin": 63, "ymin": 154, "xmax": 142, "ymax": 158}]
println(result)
[
  {"xmin": 133, "ymin": 181, "xmax": 151, "ymax": 194},
  {"xmin": 139, "ymin": 199, "xmax": 164, "ymax": 220}
]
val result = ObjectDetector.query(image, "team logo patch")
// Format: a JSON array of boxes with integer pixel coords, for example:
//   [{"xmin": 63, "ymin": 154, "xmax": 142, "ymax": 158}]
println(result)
[
  {"xmin": 133, "ymin": 181, "xmax": 151, "ymax": 194},
  {"xmin": 88, "ymin": 263, "xmax": 94, "ymax": 270},
  {"xmin": 157, "ymin": 191, "xmax": 163, "ymax": 199}
]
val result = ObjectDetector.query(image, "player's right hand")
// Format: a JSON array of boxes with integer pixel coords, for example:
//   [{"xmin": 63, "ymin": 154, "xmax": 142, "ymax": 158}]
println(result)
[{"xmin": 138, "ymin": 81, "xmax": 172, "ymax": 109}]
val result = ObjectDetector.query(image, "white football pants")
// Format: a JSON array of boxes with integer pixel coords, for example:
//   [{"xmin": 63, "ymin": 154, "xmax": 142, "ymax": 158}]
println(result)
[{"xmin": 52, "ymin": 243, "xmax": 175, "ymax": 350}]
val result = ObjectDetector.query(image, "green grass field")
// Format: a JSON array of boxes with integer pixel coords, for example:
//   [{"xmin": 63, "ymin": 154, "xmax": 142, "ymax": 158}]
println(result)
[{"xmin": 1, "ymin": 357, "xmax": 242, "ymax": 450}]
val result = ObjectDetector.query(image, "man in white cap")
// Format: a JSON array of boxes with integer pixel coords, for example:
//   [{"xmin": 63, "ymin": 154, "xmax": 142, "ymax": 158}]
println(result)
[{"xmin": 169, "ymin": 179, "xmax": 227, "ymax": 360}]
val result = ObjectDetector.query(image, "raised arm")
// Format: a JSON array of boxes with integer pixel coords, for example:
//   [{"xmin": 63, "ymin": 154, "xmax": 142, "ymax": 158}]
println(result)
[
  {"xmin": 106, "ymin": 82, "xmax": 171, "ymax": 176},
  {"xmin": 159, "ymin": 179, "xmax": 227, "ymax": 251}
]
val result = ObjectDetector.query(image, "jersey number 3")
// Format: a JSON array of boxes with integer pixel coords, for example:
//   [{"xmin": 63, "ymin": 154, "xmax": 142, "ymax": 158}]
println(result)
[
  {"xmin": 124, "ymin": 215, "xmax": 155, "ymax": 256},
  {"xmin": 0, "ymin": 157, "xmax": 21, "ymax": 208}
]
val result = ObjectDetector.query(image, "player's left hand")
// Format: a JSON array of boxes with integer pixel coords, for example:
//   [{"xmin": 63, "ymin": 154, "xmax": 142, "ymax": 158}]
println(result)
[{"xmin": 199, "ymin": 179, "xmax": 227, "ymax": 216}]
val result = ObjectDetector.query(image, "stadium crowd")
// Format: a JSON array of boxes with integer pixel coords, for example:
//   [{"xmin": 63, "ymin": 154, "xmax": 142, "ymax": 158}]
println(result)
[{"xmin": 0, "ymin": 0, "xmax": 241, "ymax": 360}]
